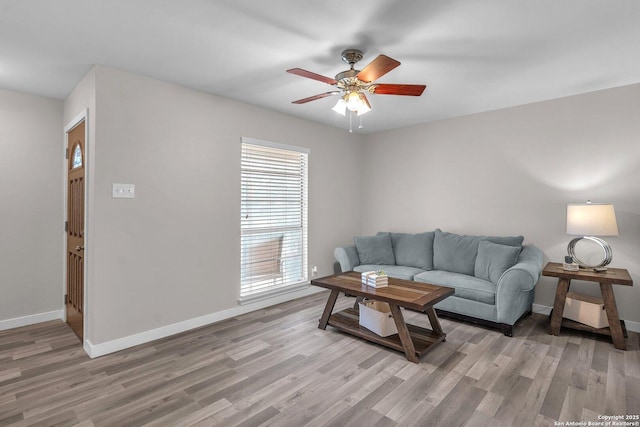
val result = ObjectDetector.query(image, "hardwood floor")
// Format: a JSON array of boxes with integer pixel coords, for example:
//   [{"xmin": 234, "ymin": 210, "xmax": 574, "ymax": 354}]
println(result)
[{"xmin": 1, "ymin": 291, "xmax": 638, "ymax": 426}]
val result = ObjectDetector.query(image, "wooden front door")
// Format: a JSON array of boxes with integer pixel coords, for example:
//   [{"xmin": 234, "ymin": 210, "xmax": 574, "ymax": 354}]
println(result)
[{"xmin": 66, "ymin": 120, "xmax": 85, "ymax": 339}]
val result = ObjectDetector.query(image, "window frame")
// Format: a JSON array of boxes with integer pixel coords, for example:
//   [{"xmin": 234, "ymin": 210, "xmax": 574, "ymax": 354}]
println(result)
[{"xmin": 239, "ymin": 137, "xmax": 309, "ymax": 304}]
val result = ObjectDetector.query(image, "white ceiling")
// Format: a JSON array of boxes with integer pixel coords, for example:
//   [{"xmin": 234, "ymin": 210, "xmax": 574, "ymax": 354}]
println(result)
[{"xmin": 2, "ymin": 0, "xmax": 640, "ymax": 133}]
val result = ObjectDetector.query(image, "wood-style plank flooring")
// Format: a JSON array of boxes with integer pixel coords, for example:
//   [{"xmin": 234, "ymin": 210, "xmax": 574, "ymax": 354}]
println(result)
[{"xmin": 1, "ymin": 292, "xmax": 639, "ymax": 426}]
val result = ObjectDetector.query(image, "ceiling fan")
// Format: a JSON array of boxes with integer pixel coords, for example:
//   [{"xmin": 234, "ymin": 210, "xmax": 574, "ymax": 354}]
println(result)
[{"xmin": 287, "ymin": 49, "xmax": 426, "ymax": 116}]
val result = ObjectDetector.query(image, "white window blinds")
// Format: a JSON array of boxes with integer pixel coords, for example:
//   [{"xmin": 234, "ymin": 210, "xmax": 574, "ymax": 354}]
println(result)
[{"xmin": 240, "ymin": 138, "xmax": 309, "ymax": 301}]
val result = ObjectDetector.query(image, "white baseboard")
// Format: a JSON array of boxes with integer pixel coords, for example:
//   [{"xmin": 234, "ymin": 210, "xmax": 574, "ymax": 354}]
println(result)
[
  {"xmin": 85, "ymin": 285, "xmax": 325, "ymax": 358},
  {"xmin": 0, "ymin": 310, "xmax": 64, "ymax": 331},
  {"xmin": 626, "ymin": 320, "xmax": 640, "ymax": 333},
  {"xmin": 532, "ymin": 303, "xmax": 640, "ymax": 333},
  {"xmin": 532, "ymin": 303, "xmax": 552, "ymax": 316}
]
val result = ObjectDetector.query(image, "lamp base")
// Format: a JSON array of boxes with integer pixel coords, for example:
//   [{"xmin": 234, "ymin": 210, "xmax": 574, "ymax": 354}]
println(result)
[{"xmin": 567, "ymin": 236, "xmax": 612, "ymax": 269}]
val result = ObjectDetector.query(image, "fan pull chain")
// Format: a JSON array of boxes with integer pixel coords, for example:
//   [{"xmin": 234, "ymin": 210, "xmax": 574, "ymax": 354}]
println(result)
[
  {"xmin": 359, "ymin": 115, "xmax": 364, "ymax": 129},
  {"xmin": 349, "ymin": 111, "xmax": 353, "ymax": 133}
]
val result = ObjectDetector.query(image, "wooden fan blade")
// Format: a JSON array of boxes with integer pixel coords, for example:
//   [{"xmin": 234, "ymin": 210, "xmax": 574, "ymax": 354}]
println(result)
[
  {"xmin": 372, "ymin": 84, "xmax": 426, "ymax": 96},
  {"xmin": 356, "ymin": 55, "xmax": 400, "ymax": 83},
  {"xmin": 292, "ymin": 91, "xmax": 340, "ymax": 104},
  {"xmin": 287, "ymin": 68, "xmax": 337, "ymax": 85}
]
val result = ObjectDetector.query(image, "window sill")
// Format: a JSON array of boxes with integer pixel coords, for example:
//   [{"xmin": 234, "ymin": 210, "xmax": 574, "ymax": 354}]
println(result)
[{"xmin": 238, "ymin": 282, "xmax": 310, "ymax": 305}]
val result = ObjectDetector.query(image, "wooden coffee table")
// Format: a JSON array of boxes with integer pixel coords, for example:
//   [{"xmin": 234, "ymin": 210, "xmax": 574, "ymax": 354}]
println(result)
[{"xmin": 311, "ymin": 272, "xmax": 454, "ymax": 363}]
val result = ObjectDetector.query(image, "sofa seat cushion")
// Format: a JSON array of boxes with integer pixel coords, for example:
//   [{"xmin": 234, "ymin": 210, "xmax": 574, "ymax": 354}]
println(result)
[
  {"xmin": 354, "ymin": 265, "xmax": 426, "ymax": 281},
  {"xmin": 414, "ymin": 270, "xmax": 496, "ymax": 305}
]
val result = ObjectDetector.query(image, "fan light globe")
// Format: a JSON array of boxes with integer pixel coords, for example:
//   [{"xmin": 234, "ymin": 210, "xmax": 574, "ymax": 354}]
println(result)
[
  {"xmin": 332, "ymin": 98, "xmax": 347, "ymax": 116},
  {"xmin": 357, "ymin": 104, "xmax": 371, "ymax": 115},
  {"xmin": 357, "ymin": 93, "xmax": 371, "ymax": 115},
  {"xmin": 346, "ymin": 91, "xmax": 362, "ymax": 112}
]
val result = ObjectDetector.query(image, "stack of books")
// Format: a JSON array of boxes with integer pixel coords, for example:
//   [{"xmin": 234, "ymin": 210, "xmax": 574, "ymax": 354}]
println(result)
[{"xmin": 361, "ymin": 271, "xmax": 389, "ymax": 288}]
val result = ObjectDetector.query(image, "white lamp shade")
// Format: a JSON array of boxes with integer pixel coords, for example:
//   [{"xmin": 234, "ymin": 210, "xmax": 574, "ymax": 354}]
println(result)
[{"xmin": 566, "ymin": 203, "xmax": 619, "ymax": 236}]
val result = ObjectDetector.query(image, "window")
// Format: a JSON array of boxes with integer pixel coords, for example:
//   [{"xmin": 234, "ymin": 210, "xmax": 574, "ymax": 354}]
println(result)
[
  {"xmin": 240, "ymin": 137, "xmax": 309, "ymax": 302},
  {"xmin": 71, "ymin": 143, "xmax": 83, "ymax": 169}
]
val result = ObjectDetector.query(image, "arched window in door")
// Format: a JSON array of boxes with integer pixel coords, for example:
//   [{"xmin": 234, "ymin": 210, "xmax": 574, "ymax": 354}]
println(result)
[{"xmin": 71, "ymin": 143, "xmax": 83, "ymax": 169}]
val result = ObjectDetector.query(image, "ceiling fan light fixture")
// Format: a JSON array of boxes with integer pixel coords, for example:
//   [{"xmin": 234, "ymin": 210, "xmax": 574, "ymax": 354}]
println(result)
[
  {"xmin": 332, "ymin": 97, "xmax": 347, "ymax": 116},
  {"xmin": 357, "ymin": 106, "xmax": 371, "ymax": 116},
  {"xmin": 346, "ymin": 91, "xmax": 362, "ymax": 112},
  {"xmin": 288, "ymin": 49, "xmax": 425, "ymax": 128},
  {"xmin": 357, "ymin": 93, "xmax": 371, "ymax": 116}
]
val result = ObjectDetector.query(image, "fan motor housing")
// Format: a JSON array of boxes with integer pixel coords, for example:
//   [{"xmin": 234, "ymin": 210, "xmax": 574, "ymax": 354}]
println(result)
[
  {"xmin": 337, "ymin": 49, "xmax": 364, "ymax": 83},
  {"xmin": 335, "ymin": 69, "xmax": 359, "ymax": 81},
  {"xmin": 341, "ymin": 49, "xmax": 363, "ymax": 65}
]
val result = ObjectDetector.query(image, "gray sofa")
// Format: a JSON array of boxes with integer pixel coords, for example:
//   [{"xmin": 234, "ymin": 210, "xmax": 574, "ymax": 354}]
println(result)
[{"xmin": 334, "ymin": 229, "xmax": 544, "ymax": 336}]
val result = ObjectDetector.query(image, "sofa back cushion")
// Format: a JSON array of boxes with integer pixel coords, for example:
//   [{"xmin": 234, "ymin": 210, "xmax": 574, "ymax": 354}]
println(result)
[
  {"xmin": 433, "ymin": 229, "xmax": 524, "ymax": 276},
  {"xmin": 353, "ymin": 233, "xmax": 395, "ymax": 265},
  {"xmin": 481, "ymin": 235, "xmax": 524, "ymax": 247},
  {"xmin": 474, "ymin": 240, "xmax": 522, "ymax": 284},
  {"xmin": 388, "ymin": 232, "xmax": 434, "ymax": 270},
  {"xmin": 433, "ymin": 230, "xmax": 479, "ymax": 275}
]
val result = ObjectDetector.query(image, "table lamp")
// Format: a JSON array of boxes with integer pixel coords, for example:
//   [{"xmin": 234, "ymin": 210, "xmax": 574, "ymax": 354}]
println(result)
[{"xmin": 566, "ymin": 201, "xmax": 619, "ymax": 270}]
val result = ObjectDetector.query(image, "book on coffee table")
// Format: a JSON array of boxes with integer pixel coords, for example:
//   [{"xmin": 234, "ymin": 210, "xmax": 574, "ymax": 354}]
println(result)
[{"xmin": 361, "ymin": 271, "xmax": 388, "ymax": 288}]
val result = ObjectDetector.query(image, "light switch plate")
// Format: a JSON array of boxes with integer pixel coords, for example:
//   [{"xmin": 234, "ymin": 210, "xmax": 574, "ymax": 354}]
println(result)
[{"xmin": 112, "ymin": 183, "xmax": 135, "ymax": 199}]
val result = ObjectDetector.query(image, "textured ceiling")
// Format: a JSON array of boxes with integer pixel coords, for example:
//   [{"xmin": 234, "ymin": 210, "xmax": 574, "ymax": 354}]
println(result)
[{"xmin": 1, "ymin": 0, "xmax": 639, "ymax": 133}]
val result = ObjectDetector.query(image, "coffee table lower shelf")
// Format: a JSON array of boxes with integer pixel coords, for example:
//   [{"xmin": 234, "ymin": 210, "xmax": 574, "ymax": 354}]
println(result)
[{"xmin": 327, "ymin": 308, "xmax": 445, "ymax": 360}]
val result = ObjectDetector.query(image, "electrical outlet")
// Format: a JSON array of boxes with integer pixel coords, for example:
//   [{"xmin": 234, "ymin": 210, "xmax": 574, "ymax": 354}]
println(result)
[{"xmin": 312, "ymin": 266, "xmax": 318, "ymax": 276}]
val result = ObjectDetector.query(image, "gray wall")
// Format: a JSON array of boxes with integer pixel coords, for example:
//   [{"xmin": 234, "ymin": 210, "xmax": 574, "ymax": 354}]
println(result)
[
  {"xmin": 86, "ymin": 66, "xmax": 363, "ymax": 344},
  {"xmin": 3, "ymin": 66, "xmax": 638, "ymax": 344},
  {"xmin": 361, "ymin": 83, "xmax": 640, "ymax": 323},
  {"xmin": 0, "ymin": 89, "xmax": 63, "ymax": 322}
]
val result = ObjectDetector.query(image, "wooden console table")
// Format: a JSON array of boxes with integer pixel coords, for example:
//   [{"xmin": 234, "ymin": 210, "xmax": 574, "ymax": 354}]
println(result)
[{"xmin": 543, "ymin": 262, "xmax": 633, "ymax": 350}]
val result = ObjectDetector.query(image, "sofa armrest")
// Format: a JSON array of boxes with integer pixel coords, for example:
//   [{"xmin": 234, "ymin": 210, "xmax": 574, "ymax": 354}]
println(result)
[
  {"xmin": 497, "ymin": 244, "xmax": 544, "ymax": 292},
  {"xmin": 494, "ymin": 244, "xmax": 543, "ymax": 324},
  {"xmin": 334, "ymin": 245, "xmax": 360, "ymax": 272}
]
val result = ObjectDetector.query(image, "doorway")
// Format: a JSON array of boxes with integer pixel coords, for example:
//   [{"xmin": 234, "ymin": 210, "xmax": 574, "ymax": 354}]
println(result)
[{"xmin": 65, "ymin": 119, "xmax": 85, "ymax": 339}]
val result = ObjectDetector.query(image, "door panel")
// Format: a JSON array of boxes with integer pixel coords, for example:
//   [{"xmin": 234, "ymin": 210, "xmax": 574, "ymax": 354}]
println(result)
[{"xmin": 66, "ymin": 120, "xmax": 85, "ymax": 339}]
